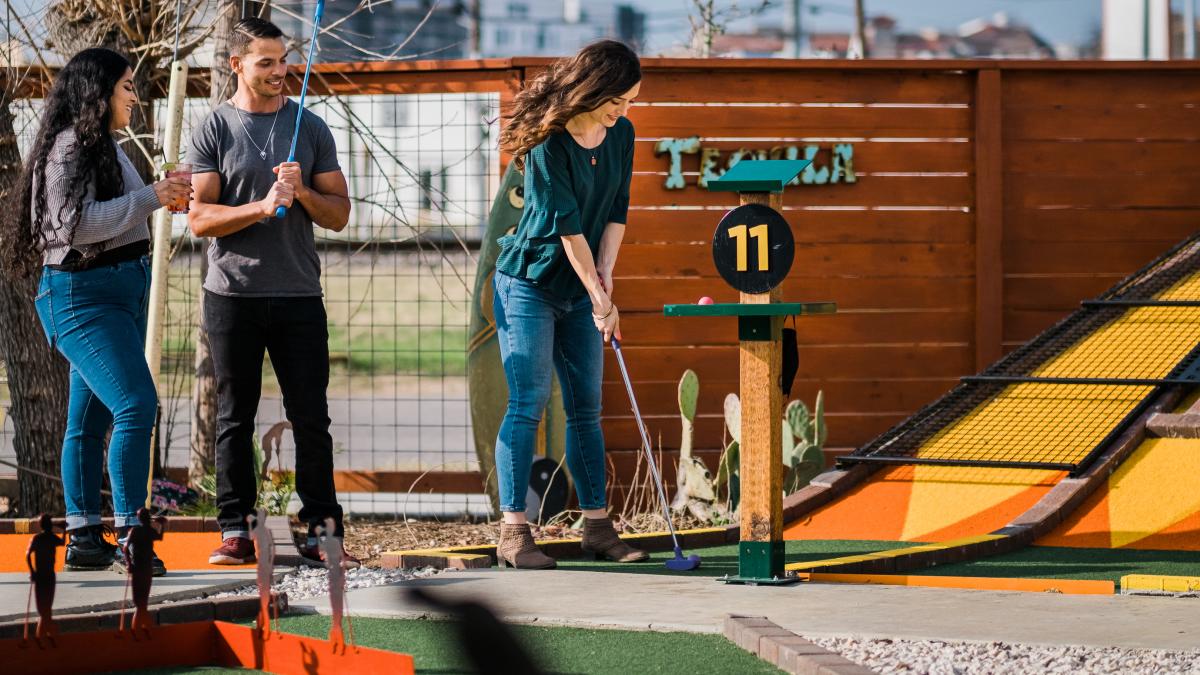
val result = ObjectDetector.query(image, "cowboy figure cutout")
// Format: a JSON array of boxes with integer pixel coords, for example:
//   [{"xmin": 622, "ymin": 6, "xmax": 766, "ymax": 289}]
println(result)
[
  {"xmin": 123, "ymin": 508, "xmax": 165, "ymax": 633},
  {"xmin": 248, "ymin": 508, "xmax": 277, "ymax": 636},
  {"xmin": 26, "ymin": 513, "xmax": 64, "ymax": 641}
]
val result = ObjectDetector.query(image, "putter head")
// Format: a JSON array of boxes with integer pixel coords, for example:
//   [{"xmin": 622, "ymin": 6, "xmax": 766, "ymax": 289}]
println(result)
[{"xmin": 664, "ymin": 554, "xmax": 702, "ymax": 572}]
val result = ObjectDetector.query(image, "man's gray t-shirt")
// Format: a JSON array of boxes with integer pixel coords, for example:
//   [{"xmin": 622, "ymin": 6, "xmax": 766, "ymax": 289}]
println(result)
[{"xmin": 187, "ymin": 99, "xmax": 340, "ymax": 297}]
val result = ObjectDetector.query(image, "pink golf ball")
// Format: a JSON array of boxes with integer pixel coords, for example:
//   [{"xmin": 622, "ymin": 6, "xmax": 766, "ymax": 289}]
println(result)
[{"xmin": 698, "ymin": 296, "xmax": 714, "ymax": 305}]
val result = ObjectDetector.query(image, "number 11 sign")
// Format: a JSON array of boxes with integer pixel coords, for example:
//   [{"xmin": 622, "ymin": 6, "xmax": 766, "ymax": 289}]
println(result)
[{"xmin": 712, "ymin": 202, "xmax": 795, "ymax": 294}]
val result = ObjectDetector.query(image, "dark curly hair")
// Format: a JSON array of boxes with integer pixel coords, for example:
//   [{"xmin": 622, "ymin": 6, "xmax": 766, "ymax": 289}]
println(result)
[
  {"xmin": 499, "ymin": 40, "xmax": 640, "ymax": 171},
  {"xmin": 1, "ymin": 47, "xmax": 130, "ymax": 279}
]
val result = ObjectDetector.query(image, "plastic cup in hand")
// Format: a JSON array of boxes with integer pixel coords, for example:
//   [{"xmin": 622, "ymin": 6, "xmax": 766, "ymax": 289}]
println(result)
[{"xmin": 162, "ymin": 162, "xmax": 192, "ymax": 214}]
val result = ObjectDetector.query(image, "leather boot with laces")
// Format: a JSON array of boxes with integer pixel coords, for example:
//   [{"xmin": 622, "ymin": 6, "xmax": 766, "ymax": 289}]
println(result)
[
  {"xmin": 64, "ymin": 525, "xmax": 118, "ymax": 571},
  {"xmin": 496, "ymin": 523, "xmax": 556, "ymax": 569},
  {"xmin": 580, "ymin": 517, "xmax": 649, "ymax": 563}
]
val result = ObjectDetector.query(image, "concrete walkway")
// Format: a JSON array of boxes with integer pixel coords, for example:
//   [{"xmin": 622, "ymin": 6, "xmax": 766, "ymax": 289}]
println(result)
[
  {"xmin": 0, "ymin": 568, "xmax": 263, "ymax": 623},
  {"xmin": 291, "ymin": 569, "xmax": 1200, "ymax": 652}
]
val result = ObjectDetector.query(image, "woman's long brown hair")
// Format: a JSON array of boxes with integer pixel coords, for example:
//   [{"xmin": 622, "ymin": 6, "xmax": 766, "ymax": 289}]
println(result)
[{"xmin": 500, "ymin": 40, "xmax": 641, "ymax": 171}]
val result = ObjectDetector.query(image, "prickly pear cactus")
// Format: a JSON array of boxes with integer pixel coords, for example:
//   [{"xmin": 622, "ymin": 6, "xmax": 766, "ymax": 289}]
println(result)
[
  {"xmin": 678, "ymin": 369, "xmax": 698, "ymax": 461},
  {"xmin": 723, "ymin": 393, "xmax": 741, "ymax": 444},
  {"xmin": 673, "ymin": 369, "xmax": 720, "ymax": 514},
  {"xmin": 783, "ymin": 392, "xmax": 828, "ymax": 495}
]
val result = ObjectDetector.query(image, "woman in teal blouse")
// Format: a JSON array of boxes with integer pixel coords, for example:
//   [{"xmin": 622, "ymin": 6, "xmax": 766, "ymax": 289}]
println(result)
[{"xmin": 493, "ymin": 40, "xmax": 647, "ymax": 569}]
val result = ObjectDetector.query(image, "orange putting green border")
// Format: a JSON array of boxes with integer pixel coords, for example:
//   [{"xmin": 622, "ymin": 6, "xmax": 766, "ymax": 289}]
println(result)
[
  {"xmin": 799, "ymin": 572, "xmax": 1115, "ymax": 595},
  {"xmin": 4, "ymin": 620, "xmax": 415, "ymax": 675}
]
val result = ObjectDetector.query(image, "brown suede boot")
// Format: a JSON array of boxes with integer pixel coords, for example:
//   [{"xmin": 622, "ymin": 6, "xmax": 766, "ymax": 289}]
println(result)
[
  {"xmin": 496, "ymin": 523, "xmax": 556, "ymax": 569},
  {"xmin": 581, "ymin": 518, "xmax": 650, "ymax": 562}
]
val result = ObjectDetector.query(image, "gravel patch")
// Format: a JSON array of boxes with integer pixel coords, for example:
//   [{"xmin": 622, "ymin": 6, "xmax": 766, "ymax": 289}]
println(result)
[
  {"xmin": 210, "ymin": 565, "xmax": 445, "ymax": 602},
  {"xmin": 808, "ymin": 636, "xmax": 1200, "ymax": 674}
]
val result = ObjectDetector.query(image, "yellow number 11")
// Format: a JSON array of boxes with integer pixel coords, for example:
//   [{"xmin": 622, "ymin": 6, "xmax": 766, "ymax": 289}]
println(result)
[{"xmin": 728, "ymin": 224, "xmax": 770, "ymax": 272}]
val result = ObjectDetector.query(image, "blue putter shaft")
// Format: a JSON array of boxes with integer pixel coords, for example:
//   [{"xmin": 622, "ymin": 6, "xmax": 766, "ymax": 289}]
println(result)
[
  {"xmin": 611, "ymin": 338, "xmax": 701, "ymax": 571},
  {"xmin": 275, "ymin": 0, "xmax": 325, "ymax": 219}
]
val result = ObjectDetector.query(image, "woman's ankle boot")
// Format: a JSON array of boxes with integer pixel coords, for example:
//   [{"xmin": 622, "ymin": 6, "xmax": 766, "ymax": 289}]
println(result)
[
  {"xmin": 497, "ymin": 523, "xmax": 556, "ymax": 569},
  {"xmin": 580, "ymin": 518, "xmax": 649, "ymax": 562}
]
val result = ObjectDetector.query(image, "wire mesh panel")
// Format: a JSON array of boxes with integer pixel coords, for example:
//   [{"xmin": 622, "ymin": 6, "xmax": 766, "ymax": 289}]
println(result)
[{"xmin": 152, "ymin": 91, "xmax": 500, "ymax": 517}]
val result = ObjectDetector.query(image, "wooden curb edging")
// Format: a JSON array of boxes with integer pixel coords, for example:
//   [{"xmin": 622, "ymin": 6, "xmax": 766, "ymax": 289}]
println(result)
[
  {"xmin": 0, "ymin": 592, "xmax": 288, "ymax": 640},
  {"xmin": 724, "ymin": 614, "xmax": 876, "ymax": 675},
  {"xmin": 378, "ymin": 525, "xmax": 737, "ymax": 570}
]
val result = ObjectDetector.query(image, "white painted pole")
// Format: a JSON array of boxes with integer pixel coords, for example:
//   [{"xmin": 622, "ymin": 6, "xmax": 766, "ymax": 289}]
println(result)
[
  {"xmin": 144, "ymin": 58, "xmax": 188, "ymax": 504},
  {"xmin": 1186, "ymin": 0, "xmax": 1196, "ymax": 59}
]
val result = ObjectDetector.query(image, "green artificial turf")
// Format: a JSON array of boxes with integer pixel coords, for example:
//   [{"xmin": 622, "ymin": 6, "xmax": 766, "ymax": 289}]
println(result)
[
  {"xmin": 555, "ymin": 538, "xmax": 921, "ymax": 577},
  {"xmin": 920, "ymin": 545, "xmax": 1200, "ymax": 585},
  {"xmin": 124, "ymin": 615, "xmax": 782, "ymax": 675}
]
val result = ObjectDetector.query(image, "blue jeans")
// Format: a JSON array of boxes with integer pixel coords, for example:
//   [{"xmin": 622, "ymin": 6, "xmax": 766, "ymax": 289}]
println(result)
[
  {"xmin": 493, "ymin": 272, "xmax": 607, "ymax": 512},
  {"xmin": 34, "ymin": 257, "xmax": 156, "ymax": 529}
]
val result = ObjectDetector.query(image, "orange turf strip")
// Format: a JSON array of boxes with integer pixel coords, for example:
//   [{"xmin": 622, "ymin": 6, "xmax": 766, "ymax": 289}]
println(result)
[
  {"xmin": 0, "ymin": 532, "xmax": 252, "ymax": 573},
  {"xmin": 802, "ymin": 572, "xmax": 1115, "ymax": 595}
]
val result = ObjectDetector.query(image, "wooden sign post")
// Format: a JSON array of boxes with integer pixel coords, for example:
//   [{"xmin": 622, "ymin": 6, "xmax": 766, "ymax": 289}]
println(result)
[{"xmin": 665, "ymin": 160, "xmax": 836, "ymax": 584}]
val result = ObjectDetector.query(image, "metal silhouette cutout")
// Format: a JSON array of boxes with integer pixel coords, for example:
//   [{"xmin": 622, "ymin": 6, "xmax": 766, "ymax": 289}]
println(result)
[
  {"xmin": 25, "ymin": 514, "xmax": 64, "ymax": 643},
  {"xmin": 121, "ymin": 508, "xmax": 165, "ymax": 635}
]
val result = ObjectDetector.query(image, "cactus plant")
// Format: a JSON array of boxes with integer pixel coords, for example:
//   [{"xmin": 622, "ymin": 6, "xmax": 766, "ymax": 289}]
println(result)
[
  {"xmin": 783, "ymin": 391, "xmax": 827, "ymax": 494},
  {"xmin": 673, "ymin": 369, "xmax": 718, "ymax": 514}
]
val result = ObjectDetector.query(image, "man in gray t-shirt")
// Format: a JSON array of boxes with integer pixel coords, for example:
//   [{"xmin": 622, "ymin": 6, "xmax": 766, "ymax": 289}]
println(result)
[{"xmin": 187, "ymin": 17, "xmax": 357, "ymax": 569}]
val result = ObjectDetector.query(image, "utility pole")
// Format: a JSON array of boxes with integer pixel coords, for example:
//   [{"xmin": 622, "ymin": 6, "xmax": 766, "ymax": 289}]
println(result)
[
  {"xmin": 1186, "ymin": 0, "xmax": 1196, "ymax": 59},
  {"xmin": 785, "ymin": 0, "xmax": 804, "ymax": 57},
  {"xmin": 468, "ymin": 0, "xmax": 481, "ymax": 58},
  {"xmin": 852, "ymin": 0, "xmax": 869, "ymax": 58}
]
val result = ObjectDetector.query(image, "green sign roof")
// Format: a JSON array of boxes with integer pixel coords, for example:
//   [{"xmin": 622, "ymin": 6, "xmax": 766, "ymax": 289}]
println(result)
[{"xmin": 707, "ymin": 159, "xmax": 812, "ymax": 193}]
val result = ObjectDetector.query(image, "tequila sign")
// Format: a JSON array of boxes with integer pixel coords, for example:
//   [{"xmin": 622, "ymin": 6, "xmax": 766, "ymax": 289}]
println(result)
[{"xmin": 654, "ymin": 137, "xmax": 857, "ymax": 191}]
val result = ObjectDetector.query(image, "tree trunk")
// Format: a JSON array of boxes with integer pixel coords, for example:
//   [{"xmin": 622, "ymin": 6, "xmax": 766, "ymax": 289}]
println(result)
[{"xmin": 0, "ymin": 95, "xmax": 69, "ymax": 516}]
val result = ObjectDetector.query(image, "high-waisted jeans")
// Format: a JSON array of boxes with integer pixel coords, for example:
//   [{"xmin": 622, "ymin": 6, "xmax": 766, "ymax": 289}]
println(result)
[
  {"xmin": 493, "ymin": 272, "xmax": 607, "ymax": 512},
  {"xmin": 34, "ymin": 256, "xmax": 156, "ymax": 529}
]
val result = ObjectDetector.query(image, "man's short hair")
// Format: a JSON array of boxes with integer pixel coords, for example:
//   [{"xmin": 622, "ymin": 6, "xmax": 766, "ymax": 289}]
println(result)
[{"xmin": 230, "ymin": 18, "xmax": 285, "ymax": 57}]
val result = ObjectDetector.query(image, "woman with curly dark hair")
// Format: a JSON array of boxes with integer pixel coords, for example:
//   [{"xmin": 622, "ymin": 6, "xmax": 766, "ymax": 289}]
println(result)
[
  {"xmin": 0, "ymin": 47, "xmax": 190, "ymax": 575},
  {"xmin": 492, "ymin": 40, "xmax": 644, "ymax": 569}
]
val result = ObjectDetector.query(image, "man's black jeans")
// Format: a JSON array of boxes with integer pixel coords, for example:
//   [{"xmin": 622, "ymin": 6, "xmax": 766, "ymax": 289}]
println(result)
[{"xmin": 203, "ymin": 291, "xmax": 344, "ymax": 538}]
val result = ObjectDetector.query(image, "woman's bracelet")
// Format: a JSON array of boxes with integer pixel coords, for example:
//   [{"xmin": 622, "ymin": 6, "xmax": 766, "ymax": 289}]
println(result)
[{"xmin": 593, "ymin": 304, "xmax": 615, "ymax": 320}]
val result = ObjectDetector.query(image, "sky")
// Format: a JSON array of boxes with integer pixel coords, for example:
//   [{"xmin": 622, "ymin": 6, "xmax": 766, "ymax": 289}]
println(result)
[{"xmin": 630, "ymin": 0, "xmax": 1106, "ymax": 53}]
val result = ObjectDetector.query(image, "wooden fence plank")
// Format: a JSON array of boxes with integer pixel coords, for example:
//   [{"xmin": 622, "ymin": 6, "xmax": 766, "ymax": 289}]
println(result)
[
  {"xmin": 1004, "ymin": 275, "xmax": 1125, "ymax": 310},
  {"xmin": 622, "ymin": 209, "xmax": 973, "ymax": 245},
  {"xmin": 1007, "ymin": 174, "xmax": 1200, "ymax": 208},
  {"xmin": 601, "ymin": 345, "xmax": 973, "ymax": 382},
  {"xmin": 612, "ymin": 277, "xmax": 975, "ymax": 310},
  {"xmin": 600, "ymin": 378, "xmax": 959, "ymax": 418},
  {"xmin": 631, "ymin": 174, "xmax": 972, "ymax": 208},
  {"xmin": 617, "ymin": 311, "xmax": 972, "ymax": 345},
  {"xmin": 1002, "ymin": 71, "xmax": 1200, "ymax": 105},
  {"xmin": 617, "ymin": 242, "xmax": 976, "ymax": 278},
  {"xmin": 627, "ymin": 104, "xmax": 972, "ymax": 137},
  {"xmin": 1003, "ymin": 241, "xmax": 1173, "ymax": 274},
  {"xmin": 632, "ymin": 140, "xmax": 973, "ymax": 174},
  {"xmin": 1002, "ymin": 209, "xmax": 1200, "ymax": 243},
  {"xmin": 1004, "ymin": 105, "xmax": 1200, "ymax": 141},
  {"xmin": 637, "ymin": 69, "xmax": 973, "ymax": 104},
  {"xmin": 1006, "ymin": 140, "xmax": 1200, "ymax": 174}
]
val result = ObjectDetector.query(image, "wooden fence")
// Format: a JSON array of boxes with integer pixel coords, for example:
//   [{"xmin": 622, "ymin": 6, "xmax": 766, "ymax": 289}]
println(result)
[{"xmin": 11, "ymin": 58, "xmax": 1197, "ymax": 502}]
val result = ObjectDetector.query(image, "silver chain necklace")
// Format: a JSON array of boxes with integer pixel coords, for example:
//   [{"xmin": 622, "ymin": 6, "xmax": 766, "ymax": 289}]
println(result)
[{"xmin": 230, "ymin": 98, "xmax": 283, "ymax": 161}]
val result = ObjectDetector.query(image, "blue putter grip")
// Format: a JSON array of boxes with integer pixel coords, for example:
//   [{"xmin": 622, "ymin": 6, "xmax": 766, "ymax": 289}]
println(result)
[{"xmin": 274, "ymin": 0, "xmax": 325, "ymax": 220}]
